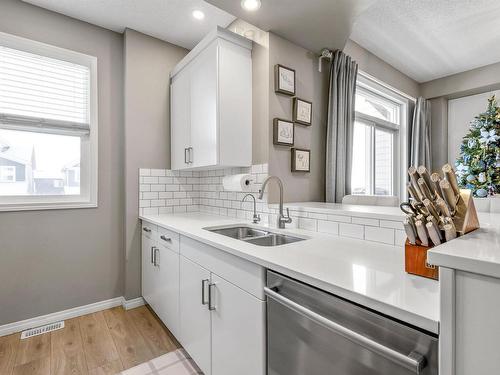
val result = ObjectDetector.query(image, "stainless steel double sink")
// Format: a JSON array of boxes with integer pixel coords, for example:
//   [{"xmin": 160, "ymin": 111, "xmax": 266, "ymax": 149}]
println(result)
[{"xmin": 205, "ymin": 225, "xmax": 305, "ymax": 247}]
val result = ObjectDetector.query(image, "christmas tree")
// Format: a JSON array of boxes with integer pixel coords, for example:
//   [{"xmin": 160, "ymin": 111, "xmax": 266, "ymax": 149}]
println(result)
[{"xmin": 455, "ymin": 96, "xmax": 500, "ymax": 197}]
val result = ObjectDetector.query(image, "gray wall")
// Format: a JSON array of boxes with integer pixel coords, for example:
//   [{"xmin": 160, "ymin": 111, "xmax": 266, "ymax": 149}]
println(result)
[
  {"xmin": 0, "ymin": 0, "xmax": 124, "ymax": 324},
  {"xmin": 344, "ymin": 39, "xmax": 420, "ymax": 99},
  {"xmin": 421, "ymin": 61, "xmax": 500, "ymax": 99},
  {"xmin": 123, "ymin": 29, "xmax": 187, "ymax": 299},
  {"xmin": 268, "ymin": 33, "xmax": 328, "ymax": 203}
]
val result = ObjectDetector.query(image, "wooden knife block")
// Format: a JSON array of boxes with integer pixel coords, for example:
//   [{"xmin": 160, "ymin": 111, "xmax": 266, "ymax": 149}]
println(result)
[
  {"xmin": 405, "ymin": 240, "xmax": 439, "ymax": 280},
  {"xmin": 454, "ymin": 189, "xmax": 480, "ymax": 236}
]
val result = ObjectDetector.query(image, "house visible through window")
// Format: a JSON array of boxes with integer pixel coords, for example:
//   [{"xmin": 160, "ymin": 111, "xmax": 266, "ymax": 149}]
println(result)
[
  {"xmin": 351, "ymin": 74, "xmax": 409, "ymax": 198},
  {"xmin": 0, "ymin": 32, "xmax": 97, "ymax": 210}
]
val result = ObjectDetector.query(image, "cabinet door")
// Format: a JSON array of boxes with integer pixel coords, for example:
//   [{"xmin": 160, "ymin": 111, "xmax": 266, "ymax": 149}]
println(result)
[
  {"xmin": 179, "ymin": 256, "xmax": 211, "ymax": 375},
  {"xmin": 141, "ymin": 234, "xmax": 155, "ymax": 306},
  {"xmin": 171, "ymin": 69, "xmax": 191, "ymax": 170},
  {"xmin": 211, "ymin": 274, "xmax": 266, "ymax": 375},
  {"xmin": 154, "ymin": 245, "xmax": 180, "ymax": 338},
  {"xmin": 189, "ymin": 41, "xmax": 218, "ymax": 168}
]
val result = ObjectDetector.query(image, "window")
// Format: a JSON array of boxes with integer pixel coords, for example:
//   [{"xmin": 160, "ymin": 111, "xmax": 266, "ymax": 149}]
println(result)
[
  {"xmin": 0, "ymin": 32, "xmax": 97, "ymax": 211},
  {"xmin": 351, "ymin": 73, "xmax": 408, "ymax": 198},
  {"xmin": 0, "ymin": 166, "xmax": 16, "ymax": 182}
]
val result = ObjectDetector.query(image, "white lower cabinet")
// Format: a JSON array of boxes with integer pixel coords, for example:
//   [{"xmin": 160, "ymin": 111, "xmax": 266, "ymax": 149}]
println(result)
[
  {"xmin": 142, "ymin": 222, "xmax": 265, "ymax": 375},
  {"xmin": 155, "ymin": 244, "xmax": 180, "ymax": 338},
  {"xmin": 179, "ymin": 255, "xmax": 212, "ymax": 375},
  {"xmin": 141, "ymin": 226, "xmax": 180, "ymax": 339},
  {"xmin": 211, "ymin": 274, "xmax": 266, "ymax": 375},
  {"xmin": 141, "ymin": 233, "xmax": 155, "ymax": 307}
]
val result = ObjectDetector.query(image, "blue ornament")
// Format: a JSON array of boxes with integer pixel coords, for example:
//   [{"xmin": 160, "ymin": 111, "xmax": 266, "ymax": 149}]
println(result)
[
  {"xmin": 466, "ymin": 183, "xmax": 474, "ymax": 189},
  {"xmin": 476, "ymin": 188, "xmax": 488, "ymax": 198},
  {"xmin": 478, "ymin": 160, "xmax": 486, "ymax": 169},
  {"xmin": 466, "ymin": 174, "xmax": 475, "ymax": 182}
]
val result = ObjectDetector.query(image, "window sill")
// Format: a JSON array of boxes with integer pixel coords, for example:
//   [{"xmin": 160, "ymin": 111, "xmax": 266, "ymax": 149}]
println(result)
[{"xmin": 0, "ymin": 201, "xmax": 98, "ymax": 212}]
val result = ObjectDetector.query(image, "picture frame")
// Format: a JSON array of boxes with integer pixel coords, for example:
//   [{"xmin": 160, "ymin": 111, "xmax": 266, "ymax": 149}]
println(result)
[
  {"xmin": 293, "ymin": 98, "xmax": 312, "ymax": 126},
  {"xmin": 291, "ymin": 148, "xmax": 310, "ymax": 172},
  {"xmin": 273, "ymin": 118, "xmax": 294, "ymax": 146},
  {"xmin": 274, "ymin": 64, "xmax": 296, "ymax": 96}
]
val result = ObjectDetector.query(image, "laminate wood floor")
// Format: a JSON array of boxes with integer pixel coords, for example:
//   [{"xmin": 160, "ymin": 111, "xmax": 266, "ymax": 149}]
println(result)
[{"xmin": 0, "ymin": 306, "xmax": 180, "ymax": 375}]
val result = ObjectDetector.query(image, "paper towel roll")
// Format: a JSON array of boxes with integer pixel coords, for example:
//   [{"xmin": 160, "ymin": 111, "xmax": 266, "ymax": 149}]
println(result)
[{"xmin": 222, "ymin": 174, "xmax": 253, "ymax": 192}]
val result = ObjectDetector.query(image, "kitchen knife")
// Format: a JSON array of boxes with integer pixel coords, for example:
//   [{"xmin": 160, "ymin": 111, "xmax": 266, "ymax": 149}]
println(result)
[
  {"xmin": 442, "ymin": 164, "xmax": 460, "ymax": 196},
  {"xmin": 444, "ymin": 223, "xmax": 457, "ymax": 242},
  {"xmin": 415, "ymin": 219, "xmax": 429, "ymax": 247},
  {"xmin": 407, "ymin": 182, "xmax": 422, "ymax": 203},
  {"xmin": 417, "ymin": 166, "xmax": 434, "ymax": 194},
  {"xmin": 426, "ymin": 221, "xmax": 442, "ymax": 246},
  {"xmin": 423, "ymin": 198, "xmax": 440, "ymax": 221},
  {"xmin": 440, "ymin": 179, "xmax": 457, "ymax": 213},
  {"xmin": 436, "ymin": 197, "xmax": 452, "ymax": 218},
  {"xmin": 430, "ymin": 173, "xmax": 444, "ymax": 199},
  {"xmin": 418, "ymin": 178, "xmax": 435, "ymax": 201},
  {"xmin": 404, "ymin": 218, "xmax": 417, "ymax": 245},
  {"xmin": 408, "ymin": 166, "xmax": 423, "ymax": 200}
]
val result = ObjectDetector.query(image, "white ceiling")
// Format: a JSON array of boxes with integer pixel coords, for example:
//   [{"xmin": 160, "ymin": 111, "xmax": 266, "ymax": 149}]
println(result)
[
  {"xmin": 22, "ymin": 0, "xmax": 236, "ymax": 49},
  {"xmin": 207, "ymin": 0, "xmax": 375, "ymax": 52},
  {"xmin": 351, "ymin": 0, "xmax": 500, "ymax": 83}
]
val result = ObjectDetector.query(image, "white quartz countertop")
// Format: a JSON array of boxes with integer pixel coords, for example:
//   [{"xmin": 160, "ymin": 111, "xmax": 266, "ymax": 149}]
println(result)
[
  {"xmin": 428, "ymin": 212, "xmax": 500, "ymax": 278},
  {"xmin": 140, "ymin": 212, "xmax": 439, "ymax": 334}
]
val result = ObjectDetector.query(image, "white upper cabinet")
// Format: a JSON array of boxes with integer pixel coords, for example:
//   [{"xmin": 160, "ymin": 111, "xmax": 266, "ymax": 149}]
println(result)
[{"xmin": 170, "ymin": 27, "xmax": 252, "ymax": 170}]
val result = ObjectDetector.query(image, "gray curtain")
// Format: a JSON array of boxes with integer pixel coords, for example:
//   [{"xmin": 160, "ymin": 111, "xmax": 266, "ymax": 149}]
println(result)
[
  {"xmin": 325, "ymin": 50, "xmax": 358, "ymax": 203},
  {"xmin": 409, "ymin": 97, "xmax": 432, "ymax": 170}
]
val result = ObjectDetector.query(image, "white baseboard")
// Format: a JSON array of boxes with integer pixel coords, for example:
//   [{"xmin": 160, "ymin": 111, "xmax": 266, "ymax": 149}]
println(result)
[
  {"xmin": 122, "ymin": 296, "xmax": 145, "ymax": 310},
  {"xmin": 0, "ymin": 296, "xmax": 124, "ymax": 338}
]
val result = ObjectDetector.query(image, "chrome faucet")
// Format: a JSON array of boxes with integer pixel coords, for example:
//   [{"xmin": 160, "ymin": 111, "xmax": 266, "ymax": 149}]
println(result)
[
  {"xmin": 242, "ymin": 193, "xmax": 261, "ymax": 224},
  {"xmin": 258, "ymin": 176, "xmax": 292, "ymax": 229}
]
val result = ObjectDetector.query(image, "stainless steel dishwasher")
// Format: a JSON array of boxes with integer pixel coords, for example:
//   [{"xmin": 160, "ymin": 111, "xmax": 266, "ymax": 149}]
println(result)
[{"xmin": 265, "ymin": 271, "xmax": 438, "ymax": 375}]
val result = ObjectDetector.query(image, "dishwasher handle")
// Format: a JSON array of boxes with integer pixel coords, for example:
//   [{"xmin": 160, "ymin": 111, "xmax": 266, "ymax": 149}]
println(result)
[{"xmin": 264, "ymin": 287, "xmax": 427, "ymax": 374}]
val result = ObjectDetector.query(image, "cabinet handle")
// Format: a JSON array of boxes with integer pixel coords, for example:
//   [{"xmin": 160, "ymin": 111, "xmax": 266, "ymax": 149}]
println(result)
[
  {"xmin": 150, "ymin": 246, "xmax": 154, "ymax": 264},
  {"xmin": 153, "ymin": 247, "xmax": 160, "ymax": 266},
  {"xmin": 201, "ymin": 279, "xmax": 209, "ymax": 305},
  {"xmin": 208, "ymin": 283, "xmax": 216, "ymax": 311},
  {"xmin": 143, "ymin": 227, "xmax": 151, "ymax": 233},
  {"xmin": 160, "ymin": 235, "xmax": 171, "ymax": 242},
  {"xmin": 188, "ymin": 147, "xmax": 193, "ymax": 164},
  {"xmin": 184, "ymin": 148, "xmax": 189, "ymax": 164}
]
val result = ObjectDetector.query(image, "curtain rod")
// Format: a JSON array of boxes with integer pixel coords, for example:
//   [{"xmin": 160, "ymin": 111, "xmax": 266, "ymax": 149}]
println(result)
[{"xmin": 318, "ymin": 48, "xmax": 333, "ymax": 72}]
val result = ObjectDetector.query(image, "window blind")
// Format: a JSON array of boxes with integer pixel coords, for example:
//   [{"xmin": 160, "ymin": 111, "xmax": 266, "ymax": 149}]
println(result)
[{"xmin": 0, "ymin": 45, "xmax": 90, "ymax": 135}]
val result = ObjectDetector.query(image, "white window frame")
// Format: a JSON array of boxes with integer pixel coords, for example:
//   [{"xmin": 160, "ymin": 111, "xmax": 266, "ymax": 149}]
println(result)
[
  {"xmin": 0, "ymin": 32, "xmax": 98, "ymax": 211},
  {"xmin": 355, "ymin": 71, "xmax": 411, "ymax": 199}
]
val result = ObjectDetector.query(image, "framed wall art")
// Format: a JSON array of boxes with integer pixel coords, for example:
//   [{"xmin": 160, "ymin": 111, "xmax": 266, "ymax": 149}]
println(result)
[
  {"xmin": 274, "ymin": 64, "xmax": 296, "ymax": 96},
  {"xmin": 273, "ymin": 118, "xmax": 294, "ymax": 146},
  {"xmin": 291, "ymin": 148, "xmax": 310, "ymax": 172},
  {"xmin": 293, "ymin": 98, "xmax": 312, "ymax": 126}
]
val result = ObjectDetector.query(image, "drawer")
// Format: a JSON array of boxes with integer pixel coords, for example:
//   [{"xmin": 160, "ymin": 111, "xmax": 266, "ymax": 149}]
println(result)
[
  {"xmin": 157, "ymin": 226, "xmax": 180, "ymax": 253},
  {"xmin": 141, "ymin": 221, "xmax": 157, "ymax": 239},
  {"xmin": 181, "ymin": 235, "xmax": 265, "ymax": 300}
]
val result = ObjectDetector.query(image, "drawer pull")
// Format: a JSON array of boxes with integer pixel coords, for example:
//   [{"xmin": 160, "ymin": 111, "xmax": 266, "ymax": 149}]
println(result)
[
  {"xmin": 160, "ymin": 235, "xmax": 171, "ymax": 242},
  {"xmin": 143, "ymin": 227, "xmax": 152, "ymax": 233},
  {"xmin": 153, "ymin": 247, "xmax": 160, "ymax": 267},
  {"xmin": 208, "ymin": 283, "xmax": 216, "ymax": 311},
  {"xmin": 201, "ymin": 279, "xmax": 209, "ymax": 305}
]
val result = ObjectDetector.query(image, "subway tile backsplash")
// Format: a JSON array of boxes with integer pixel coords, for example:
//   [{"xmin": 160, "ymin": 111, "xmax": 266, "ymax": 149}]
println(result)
[{"xmin": 138, "ymin": 163, "xmax": 406, "ymax": 247}]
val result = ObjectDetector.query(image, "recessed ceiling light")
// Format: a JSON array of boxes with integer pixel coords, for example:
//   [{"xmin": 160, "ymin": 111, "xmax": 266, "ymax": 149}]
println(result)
[
  {"xmin": 192, "ymin": 10, "xmax": 205, "ymax": 20},
  {"xmin": 241, "ymin": 0, "xmax": 261, "ymax": 11}
]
